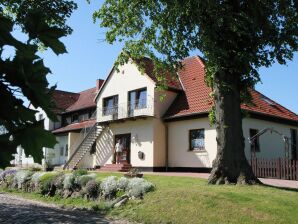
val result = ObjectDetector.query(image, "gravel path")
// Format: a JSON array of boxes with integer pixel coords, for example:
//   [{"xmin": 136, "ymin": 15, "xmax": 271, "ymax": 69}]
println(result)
[{"xmin": 0, "ymin": 193, "xmax": 129, "ymax": 224}]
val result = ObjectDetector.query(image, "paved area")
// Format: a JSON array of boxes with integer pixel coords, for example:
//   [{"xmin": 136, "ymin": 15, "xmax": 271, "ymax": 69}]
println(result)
[
  {"xmin": 0, "ymin": 193, "xmax": 129, "ymax": 224},
  {"xmin": 144, "ymin": 172, "xmax": 298, "ymax": 189}
]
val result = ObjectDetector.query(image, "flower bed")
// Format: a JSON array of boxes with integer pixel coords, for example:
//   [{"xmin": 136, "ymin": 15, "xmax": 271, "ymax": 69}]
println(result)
[{"xmin": 0, "ymin": 168, "xmax": 154, "ymax": 208}]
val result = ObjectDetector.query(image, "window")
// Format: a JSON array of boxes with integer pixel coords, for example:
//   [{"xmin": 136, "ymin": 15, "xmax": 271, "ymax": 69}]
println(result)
[
  {"xmin": 189, "ymin": 129, "xmax": 205, "ymax": 151},
  {"xmin": 71, "ymin": 114, "xmax": 78, "ymax": 123},
  {"xmin": 103, "ymin": 95, "xmax": 118, "ymax": 116},
  {"xmin": 60, "ymin": 146, "xmax": 64, "ymax": 156},
  {"xmin": 249, "ymin": 129, "xmax": 260, "ymax": 152},
  {"xmin": 78, "ymin": 113, "xmax": 89, "ymax": 122},
  {"xmin": 38, "ymin": 114, "xmax": 43, "ymax": 121},
  {"xmin": 128, "ymin": 88, "xmax": 147, "ymax": 116},
  {"xmin": 291, "ymin": 129, "xmax": 297, "ymax": 160},
  {"xmin": 65, "ymin": 144, "xmax": 68, "ymax": 157}
]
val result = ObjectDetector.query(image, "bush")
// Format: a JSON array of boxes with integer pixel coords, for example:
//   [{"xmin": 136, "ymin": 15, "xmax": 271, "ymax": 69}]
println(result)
[
  {"xmin": 73, "ymin": 169, "xmax": 88, "ymax": 177},
  {"xmin": 30, "ymin": 172, "xmax": 46, "ymax": 191},
  {"xmin": 39, "ymin": 172, "xmax": 58, "ymax": 196},
  {"xmin": 75, "ymin": 174, "xmax": 95, "ymax": 188},
  {"xmin": 100, "ymin": 176, "xmax": 118, "ymax": 200},
  {"xmin": 13, "ymin": 170, "xmax": 33, "ymax": 190},
  {"xmin": 126, "ymin": 178, "xmax": 154, "ymax": 199},
  {"xmin": 0, "ymin": 169, "xmax": 17, "ymax": 187},
  {"xmin": 63, "ymin": 173, "xmax": 75, "ymax": 190},
  {"xmin": 83, "ymin": 180, "xmax": 100, "ymax": 200},
  {"xmin": 117, "ymin": 177, "xmax": 129, "ymax": 191}
]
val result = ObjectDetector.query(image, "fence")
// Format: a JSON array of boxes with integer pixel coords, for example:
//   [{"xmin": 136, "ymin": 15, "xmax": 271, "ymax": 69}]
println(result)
[{"xmin": 250, "ymin": 158, "xmax": 298, "ymax": 180}]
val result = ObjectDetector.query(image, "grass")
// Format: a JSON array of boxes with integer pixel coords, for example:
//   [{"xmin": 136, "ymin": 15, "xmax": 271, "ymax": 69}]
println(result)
[{"xmin": 2, "ymin": 172, "xmax": 298, "ymax": 224}]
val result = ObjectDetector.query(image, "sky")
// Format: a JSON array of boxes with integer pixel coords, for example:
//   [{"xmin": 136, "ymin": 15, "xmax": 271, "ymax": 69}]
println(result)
[{"xmin": 36, "ymin": 1, "xmax": 298, "ymax": 114}]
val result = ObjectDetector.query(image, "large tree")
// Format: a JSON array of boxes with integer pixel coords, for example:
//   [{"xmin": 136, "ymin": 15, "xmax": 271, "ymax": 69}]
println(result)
[
  {"xmin": 94, "ymin": 1, "xmax": 297, "ymax": 184},
  {"xmin": 0, "ymin": 0, "xmax": 77, "ymax": 167}
]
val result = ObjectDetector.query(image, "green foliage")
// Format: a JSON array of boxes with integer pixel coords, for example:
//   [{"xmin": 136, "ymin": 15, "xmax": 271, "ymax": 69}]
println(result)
[
  {"xmin": 13, "ymin": 169, "xmax": 33, "ymax": 189},
  {"xmin": 75, "ymin": 174, "xmax": 95, "ymax": 188},
  {"xmin": 0, "ymin": 0, "xmax": 77, "ymax": 168},
  {"xmin": 83, "ymin": 179, "xmax": 100, "ymax": 200},
  {"xmin": 94, "ymin": 0, "xmax": 298, "ymax": 117},
  {"xmin": 63, "ymin": 173, "xmax": 75, "ymax": 190},
  {"xmin": 73, "ymin": 169, "xmax": 88, "ymax": 177},
  {"xmin": 39, "ymin": 172, "xmax": 58, "ymax": 195}
]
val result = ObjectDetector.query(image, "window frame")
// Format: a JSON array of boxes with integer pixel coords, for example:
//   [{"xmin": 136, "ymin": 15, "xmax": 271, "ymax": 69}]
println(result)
[
  {"xmin": 189, "ymin": 129, "xmax": 205, "ymax": 151},
  {"xmin": 102, "ymin": 95, "xmax": 118, "ymax": 116},
  {"xmin": 128, "ymin": 87, "xmax": 147, "ymax": 111},
  {"xmin": 249, "ymin": 129, "xmax": 260, "ymax": 152}
]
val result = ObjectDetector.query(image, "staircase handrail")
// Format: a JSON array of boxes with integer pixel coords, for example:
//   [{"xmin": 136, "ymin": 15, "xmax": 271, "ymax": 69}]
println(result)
[{"xmin": 63, "ymin": 121, "xmax": 98, "ymax": 169}]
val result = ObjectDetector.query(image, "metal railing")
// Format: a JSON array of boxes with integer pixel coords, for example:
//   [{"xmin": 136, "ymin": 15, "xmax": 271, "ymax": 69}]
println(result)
[
  {"xmin": 63, "ymin": 110, "xmax": 98, "ymax": 169},
  {"xmin": 98, "ymin": 97, "xmax": 154, "ymax": 122}
]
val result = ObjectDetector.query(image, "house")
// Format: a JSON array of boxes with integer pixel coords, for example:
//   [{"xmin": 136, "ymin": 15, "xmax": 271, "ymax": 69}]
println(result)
[
  {"xmin": 13, "ymin": 79, "xmax": 104, "ymax": 168},
  {"xmin": 64, "ymin": 56, "xmax": 298, "ymax": 172}
]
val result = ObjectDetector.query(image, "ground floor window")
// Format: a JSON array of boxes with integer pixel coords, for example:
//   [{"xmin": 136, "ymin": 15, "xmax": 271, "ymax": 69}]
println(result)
[
  {"xmin": 249, "ymin": 129, "xmax": 260, "ymax": 152},
  {"xmin": 60, "ymin": 146, "xmax": 64, "ymax": 156},
  {"xmin": 189, "ymin": 129, "xmax": 205, "ymax": 151},
  {"xmin": 291, "ymin": 129, "xmax": 297, "ymax": 160}
]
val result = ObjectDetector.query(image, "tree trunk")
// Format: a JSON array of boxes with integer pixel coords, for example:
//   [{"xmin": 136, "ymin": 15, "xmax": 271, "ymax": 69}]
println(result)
[{"xmin": 208, "ymin": 71, "xmax": 260, "ymax": 185}]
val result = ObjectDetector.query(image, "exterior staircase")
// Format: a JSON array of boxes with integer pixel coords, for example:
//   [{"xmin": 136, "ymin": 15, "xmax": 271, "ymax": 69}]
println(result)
[
  {"xmin": 63, "ymin": 123, "xmax": 105, "ymax": 170},
  {"xmin": 98, "ymin": 164, "xmax": 132, "ymax": 172}
]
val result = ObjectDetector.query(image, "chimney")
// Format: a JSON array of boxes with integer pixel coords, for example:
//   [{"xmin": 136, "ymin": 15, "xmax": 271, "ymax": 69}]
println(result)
[{"xmin": 96, "ymin": 79, "xmax": 104, "ymax": 91}]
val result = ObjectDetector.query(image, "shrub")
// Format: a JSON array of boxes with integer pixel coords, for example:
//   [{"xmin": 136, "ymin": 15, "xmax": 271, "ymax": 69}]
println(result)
[
  {"xmin": 63, "ymin": 173, "xmax": 75, "ymax": 190},
  {"xmin": 100, "ymin": 176, "xmax": 118, "ymax": 200},
  {"xmin": 53, "ymin": 173, "xmax": 65, "ymax": 190},
  {"xmin": 117, "ymin": 177, "xmax": 129, "ymax": 191},
  {"xmin": 83, "ymin": 180, "xmax": 100, "ymax": 200},
  {"xmin": 75, "ymin": 174, "xmax": 95, "ymax": 188},
  {"xmin": 30, "ymin": 172, "xmax": 46, "ymax": 191},
  {"xmin": 0, "ymin": 169, "xmax": 17, "ymax": 187},
  {"xmin": 126, "ymin": 178, "xmax": 154, "ymax": 199},
  {"xmin": 73, "ymin": 169, "xmax": 88, "ymax": 177},
  {"xmin": 13, "ymin": 170, "xmax": 33, "ymax": 190},
  {"xmin": 39, "ymin": 172, "xmax": 58, "ymax": 196}
]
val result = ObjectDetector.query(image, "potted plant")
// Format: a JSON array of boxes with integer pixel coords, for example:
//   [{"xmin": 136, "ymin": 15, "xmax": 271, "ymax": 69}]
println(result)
[{"xmin": 124, "ymin": 168, "xmax": 143, "ymax": 178}]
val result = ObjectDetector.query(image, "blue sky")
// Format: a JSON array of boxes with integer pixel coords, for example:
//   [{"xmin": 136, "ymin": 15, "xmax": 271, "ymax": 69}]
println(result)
[{"xmin": 40, "ymin": 1, "xmax": 298, "ymax": 114}]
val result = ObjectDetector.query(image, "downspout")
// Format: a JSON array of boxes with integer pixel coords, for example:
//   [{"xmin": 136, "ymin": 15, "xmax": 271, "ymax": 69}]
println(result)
[{"xmin": 165, "ymin": 123, "xmax": 169, "ymax": 172}]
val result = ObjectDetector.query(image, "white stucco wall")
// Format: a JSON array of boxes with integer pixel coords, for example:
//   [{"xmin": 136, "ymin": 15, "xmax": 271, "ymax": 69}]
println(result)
[
  {"xmin": 96, "ymin": 61, "xmax": 156, "ymax": 122},
  {"xmin": 167, "ymin": 117, "xmax": 297, "ymax": 168},
  {"xmin": 94, "ymin": 119, "xmax": 154, "ymax": 167},
  {"xmin": 50, "ymin": 135, "xmax": 68, "ymax": 166},
  {"xmin": 167, "ymin": 117, "xmax": 216, "ymax": 168},
  {"xmin": 243, "ymin": 118, "xmax": 297, "ymax": 160}
]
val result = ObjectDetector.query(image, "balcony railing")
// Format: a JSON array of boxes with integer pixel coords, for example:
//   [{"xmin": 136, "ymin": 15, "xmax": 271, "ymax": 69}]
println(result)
[{"xmin": 97, "ymin": 98, "xmax": 154, "ymax": 122}]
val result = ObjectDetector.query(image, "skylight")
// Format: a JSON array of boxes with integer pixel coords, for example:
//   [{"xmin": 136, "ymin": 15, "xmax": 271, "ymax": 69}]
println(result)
[{"xmin": 260, "ymin": 97, "xmax": 274, "ymax": 106}]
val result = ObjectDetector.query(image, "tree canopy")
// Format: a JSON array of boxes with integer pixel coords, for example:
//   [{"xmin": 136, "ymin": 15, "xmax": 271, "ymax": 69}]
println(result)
[
  {"xmin": 94, "ymin": 0, "xmax": 297, "ymax": 184},
  {"xmin": 0, "ymin": 0, "xmax": 77, "ymax": 168}
]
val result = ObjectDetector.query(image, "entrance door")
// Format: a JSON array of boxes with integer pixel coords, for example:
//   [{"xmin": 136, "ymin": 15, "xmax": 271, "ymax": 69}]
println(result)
[{"xmin": 115, "ymin": 134, "xmax": 131, "ymax": 164}]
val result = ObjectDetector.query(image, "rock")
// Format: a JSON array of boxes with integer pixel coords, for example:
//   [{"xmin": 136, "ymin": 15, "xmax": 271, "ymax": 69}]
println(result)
[{"xmin": 114, "ymin": 197, "xmax": 129, "ymax": 208}]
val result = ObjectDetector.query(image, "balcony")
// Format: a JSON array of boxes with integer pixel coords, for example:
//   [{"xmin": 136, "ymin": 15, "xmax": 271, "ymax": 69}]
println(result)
[{"xmin": 97, "ymin": 98, "xmax": 154, "ymax": 123}]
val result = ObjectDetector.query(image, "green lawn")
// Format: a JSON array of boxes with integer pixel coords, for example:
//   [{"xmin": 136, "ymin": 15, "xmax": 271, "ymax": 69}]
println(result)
[{"xmin": 2, "ymin": 173, "xmax": 298, "ymax": 224}]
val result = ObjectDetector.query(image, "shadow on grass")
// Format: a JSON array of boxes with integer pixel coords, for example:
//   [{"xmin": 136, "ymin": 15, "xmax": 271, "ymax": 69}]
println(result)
[{"xmin": 260, "ymin": 183, "xmax": 298, "ymax": 193}]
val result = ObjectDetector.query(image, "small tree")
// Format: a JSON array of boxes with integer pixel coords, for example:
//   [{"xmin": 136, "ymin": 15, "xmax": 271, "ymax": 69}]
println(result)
[
  {"xmin": 94, "ymin": 1, "xmax": 297, "ymax": 184},
  {"xmin": 0, "ymin": 0, "xmax": 77, "ymax": 168}
]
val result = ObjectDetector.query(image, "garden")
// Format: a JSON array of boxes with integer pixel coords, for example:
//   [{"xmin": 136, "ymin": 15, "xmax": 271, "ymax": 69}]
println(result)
[
  {"xmin": 0, "ymin": 167, "xmax": 154, "ymax": 209},
  {"xmin": 1, "ymin": 168, "xmax": 298, "ymax": 224}
]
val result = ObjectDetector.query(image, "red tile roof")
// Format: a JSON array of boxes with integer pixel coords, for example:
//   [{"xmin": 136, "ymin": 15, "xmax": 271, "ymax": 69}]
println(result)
[
  {"xmin": 164, "ymin": 56, "xmax": 298, "ymax": 124},
  {"xmin": 52, "ymin": 119, "xmax": 96, "ymax": 134},
  {"xmin": 135, "ymin": 57, "xmax": 182, "ymax": 90},
  {"xmin": 52, "ymin": 80, "xmax": 104, "ymax": 114},
  {"xmin": 51, "ymin": 90, "xmax": 79, "ymax": 113}
]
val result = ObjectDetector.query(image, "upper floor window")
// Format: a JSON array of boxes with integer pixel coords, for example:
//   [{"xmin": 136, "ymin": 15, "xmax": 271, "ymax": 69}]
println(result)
[
  {"xmin": 189, "ymin": 129, "xmax": 205, "ymax": 151},
  {"xmin": 249, "ymin": 129, "xmax": 260, "ymax": 152},
  {"xmin": 128, "ymin": 88, "xmax": 147, "ymax": 110},
  {"xmin": 71, "ymin": 114, "xmax": 78, "ymax": 123},
  {"xmin": 78, "ymin": 113, "xmax": 89, "ymax": 122},
  {"xmin": 103, "ymin": 95, "xmax": 118, "ymax": 116}
]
